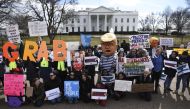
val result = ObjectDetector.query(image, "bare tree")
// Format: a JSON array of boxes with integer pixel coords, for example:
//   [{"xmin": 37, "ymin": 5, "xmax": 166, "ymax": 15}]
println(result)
[
  {"xmin": 146, "ymin": 12, "xmax": 162, "ymax": 33},
  {"xmin": 139, "ymin": 17, "xmax": 148, "ymax": 31},
  {"xmin": 0, "ymin": 0, "xmax": 20, "ymax": 23},
  {"xmin": 26, "ymin": 0, "xmax": 78, "ymax": 43},
  {"xmin": 161, "ymin": 6, "xmax": 172, "ymax": 35},
  {"xmin": 170, "ymin": 7, "xmax": 190, "ymax": 33}
]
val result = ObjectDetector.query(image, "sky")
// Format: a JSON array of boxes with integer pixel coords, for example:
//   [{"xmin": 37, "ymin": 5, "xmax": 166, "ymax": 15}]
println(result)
[{"xmin": 77, "ymin": 0, "xmax": 188, "ymax": 17}]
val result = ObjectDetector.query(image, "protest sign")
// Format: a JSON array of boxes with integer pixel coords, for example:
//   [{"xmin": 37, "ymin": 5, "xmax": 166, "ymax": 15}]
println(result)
[
  {"xmin": 66, "ymin": 42, "xmax": 80, "ymax": 51},
  {"xmin": 67, "ymin": 51, "xmax": 71, "ymax": 67},
  {"xmin": 91, "ymin": 89, "xmax": 107, "ymax": 100},
  {"xmin": 101, "ymin": 76, "xmax": 115, "ymax": 84},
  {"xmin": 129, "ymin": 34, "xmax": 150, "ymax": 48},
  {"xmin": 80, "ymin": 34, "xmax": 91, "ymax": 48},
  {"xmin": 84, "ymin": 56, "xmax": 98, "ymax": 65},
  {"xmin": 64, "ymin": 81, "xmax": 79, "ymax": 98},
  {"xmin": 4, "ymin": 74, "xmax": 25, "ymax": 96},
  {"xmin": 28, "ymin": 21, "xmax": 48, "ymax": 37},
  {"xmin": 160, "ymin": 38, "xmax": 174, "ymax": 46},
  {"xmin": 114, "ymin": 80, "xmax": 132, "ymax": 92},
  {"xmin": 164, "ymin": 60, "xmax": 177, "ymax": 69},
  {"xmin": 166, "ymin": 50, "xmax": 172, "ymax": 58},
  {"xmin": 132, "ymin": 83, "xmax": 154, "ymax": 93},
  {"xmin": 173, "ymin": 48, "xmax": 190, "ymax": 55},
  {"xmin": 45, "ymin": 88, "xmax": 61, "ymax": 100},
  {"xmin": 6, "ymin": 24, "xmax": 21, "ymax": 43},
  {"xmin": 177, "ymin": 64, "xmax": 190, "ymax": 76}
]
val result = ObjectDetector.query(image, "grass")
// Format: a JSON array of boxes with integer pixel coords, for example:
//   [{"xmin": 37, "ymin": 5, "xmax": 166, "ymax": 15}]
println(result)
[{"xmin": 0, "ymin": 34, "xmax": 190, "ymax": 49}]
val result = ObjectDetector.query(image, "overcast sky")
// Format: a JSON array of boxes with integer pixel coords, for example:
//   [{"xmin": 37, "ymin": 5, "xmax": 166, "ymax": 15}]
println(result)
[{"xmin": 77, "ymin": 0, "xmax": 188, "ymax": 17}]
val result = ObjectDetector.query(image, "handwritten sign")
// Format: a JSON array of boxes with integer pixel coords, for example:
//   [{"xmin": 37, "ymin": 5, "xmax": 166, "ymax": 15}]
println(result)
[
  {"xmin": 28, "ymin": 21, "xmax": 48, "ymax": 37},
  {"xmin": 114, "ymin": 80, "xmax": 132, "ymax": 92},
  {"xmin": 129, "ymin": 34, "xmax": 150, "ymax": 48},
  {"xmin": 4, "ymin": 74, "xmax": 24, "ymax": 96},
  {"xmin": 160, "ymin": 38, "xmax": 173, "ymax": 46},
  {"xmin": 64, "ymin": 81, "xmax": 79, "ymax": 98},
  {"xmin": 91, "ymin": 89, "xmax": 107, "ymax": 100},
  {"xmin": 45, "ymin": 88, "xmax": 61, "ymax": 100},
  {"xmin": 6, "ymin": 24, "xmax": 21, "ymax": 43}
]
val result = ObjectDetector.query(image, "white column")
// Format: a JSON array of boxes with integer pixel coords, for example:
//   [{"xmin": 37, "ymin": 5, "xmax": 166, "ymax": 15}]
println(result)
[
  {"xmin": 88, "ymin": 15, "xmax": 91, "ymax": 32},
  {"xmin": 97, "ymin": 15, "xmax": 99, "ymax": 32},
  {"xmin": 104, "ymin": 15, "xmax": 107, "ymax": 32}
]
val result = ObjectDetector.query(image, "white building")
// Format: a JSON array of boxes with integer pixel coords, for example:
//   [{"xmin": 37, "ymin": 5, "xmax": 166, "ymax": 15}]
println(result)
[{"xmin": 58, "ymin": 6, "xmax": 138, "ymax": 33}]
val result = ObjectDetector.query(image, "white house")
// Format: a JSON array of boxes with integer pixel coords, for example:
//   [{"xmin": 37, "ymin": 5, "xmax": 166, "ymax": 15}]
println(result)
[{"xmin": 58, "ymin": 6, "xmax": 138, "ymax": 33}]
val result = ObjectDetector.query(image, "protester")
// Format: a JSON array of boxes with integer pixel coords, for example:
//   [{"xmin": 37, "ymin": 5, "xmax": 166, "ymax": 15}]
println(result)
[
  {"xmin": 32, "ymin": 78, "xmax": 45, "ymax": 107},
  {"xmin": 45, "ymin": 72, "xmax": 63, "ymax": 104},
  {"xmin": 164, "ymin": 51, "xmax": 178, "ymax": 93}
]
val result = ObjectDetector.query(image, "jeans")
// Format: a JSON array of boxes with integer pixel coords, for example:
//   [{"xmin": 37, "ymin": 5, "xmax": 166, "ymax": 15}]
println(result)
[
  {"xmin": 164, "ymin": 76, "xmax": 173, "ymax": 90},
  {"xmin": 50, "ymin": 97, "xmax": 62, "ymax": 104},
  {"xmin": 152, "ymin": 70, "xmax": 162, "ymax": 91},
  {"xmin": 176, "ymin": 74, "xmax": 188, "ymax": 92}
]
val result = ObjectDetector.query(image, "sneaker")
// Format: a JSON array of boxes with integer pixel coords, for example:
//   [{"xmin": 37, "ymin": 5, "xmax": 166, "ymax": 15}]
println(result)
[{"xmin": 179, "ymin": 92, "xmax": 184, "ymax": 96}]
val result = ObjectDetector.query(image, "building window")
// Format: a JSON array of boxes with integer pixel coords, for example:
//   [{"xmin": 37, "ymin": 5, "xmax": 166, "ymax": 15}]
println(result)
[
  {"xmin": 121, "ymin": 18, "xmax": 123, "ymax": 23},
  {"xmin": 71, "ymin": 19, "xmax": 74, "ymax": 23},
  {"xmin": 127, "ymin": 18, "xmax": 129, "ymax": 23},
  {"xmin": 115, "ymin": 18, "xmax": 117, "ymax": 23},
  {"xmin": 83, "ymin": 18, "xmax": 86, "ymax": 23},
  {"xmin": 121, "ymin": 26, "xmax": 123, "ymax": 32},
  {"xmin": 115, "ymin": 26, "xmax": 117, "ymax": 32},
  {"xmin": 92, "ymin": 26, "xmax": 95, "ymax": 31},
  {"xmin": 66, "ymin": 27, "xmax": 68, "ymax": 32},
  {"xmin": 127, "ymin": 26, "xmax": 129, "ymax": 31},
  {"xmin": 78, "ymin": 27, "xmax": 80, "ymax": 32},
  {"xmin": 77, "ymin": 19, "xmax": 80, "ymax": 23},
  {"xmin": 133, "ymin": 18, "xmax": 135, "ymax": 23},
  {"xmin": 72, "ymin": 27, "xmax": 74, "ymax": 32},
  {"xmin": 133, "ymin": 26, "xmax": 135, "ymax": 31},
  {"xmin": 84, "ymin": 27, "xmax": 86, "ymax": 32}
]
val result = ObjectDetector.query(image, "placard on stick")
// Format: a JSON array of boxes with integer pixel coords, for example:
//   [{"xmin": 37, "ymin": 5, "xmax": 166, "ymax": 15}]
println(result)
[
  {"xmin": 28, "ymin": 21, "xmax": 48, "ymax": 37},
  {"xmin": 6, "ymin": 24, "xmax": 21, "ymax": 43}
]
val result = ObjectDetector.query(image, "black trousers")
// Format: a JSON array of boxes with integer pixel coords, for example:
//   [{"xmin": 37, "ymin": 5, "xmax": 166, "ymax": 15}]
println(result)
[{"xmin": 152, "ymin": 70, "xmax": 162, "ymax": 91}]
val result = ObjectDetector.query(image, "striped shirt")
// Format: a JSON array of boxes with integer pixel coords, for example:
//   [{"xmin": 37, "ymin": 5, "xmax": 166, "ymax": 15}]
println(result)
[{"xmin": 99, "ymin": 55, "xmax": 116, "ymax": 73}]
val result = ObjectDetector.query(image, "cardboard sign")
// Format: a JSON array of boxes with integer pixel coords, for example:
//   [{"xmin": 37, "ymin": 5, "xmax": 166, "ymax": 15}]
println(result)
[
  {"xmin": 64, "ymin": 81, "xmax": 79, "ymax": 98},
  {"xmin": 91, "ymin": 89, "xmax": 107, "ymax": 100},
  {"xmin": 132, "ymin": 83, "xmax": 154, "ymax": 93},
  {"xmin": 26, "ymin": 87, "xmax": 33, "ymax": 97},
  {"xmin": 160, "ymin": 38, "xmax": 173, "ymax": 46},
  {"xmin": 164, "ymin": 60, "xmax": 177, "ymax": 69},
  {"xmin": 173, "ymin": 48, "xmax": 190, "ymax": 55},
  {"xmin": 177, "ymin": 64, "xmax": 190, "ymax": 76},
  {"xmin": 28, "ymin": 21, "xmax": 48, "ymax": 37},
  {"xmin": 84, "ymin": 56, "xmax": 98, "ymax": 65},
  {"xmin": 53, "ymin": 40, "xmax": 67, "ymax": 61},
  {"xmin": 114, "ymin": 80, "xmax": 132, "ymax": 92},
  {"xmin": 4, "ymin": 74, "xmax": 25, "ymax": 96},
  {"xmin": 3, "ymin": 42, "xmax": 19, "ymax": 62},
  {"xmin": 6, "ymin": 24, "xmax": 21, "ymax": 43},
  {"xmin": 129, "ymin": 34, "xmax": 150, "ymax": 48},
  {"xmin": 37, "ymin": 41, "xmax": 49, "ymax": 61},
  {"xmin": 101, "ymin": 76, "xmax": 115, "ymax": 84},
  {"xmin": 66, "ymin": 42, "xmax": 80, "ymax": 51},
  {"xmin": 23, "ymin": 40, "xmax": 38, "ymax": 62},
  {"xmin": 45, "ymin": 88, "xmax": 61, "ymax": 100}
]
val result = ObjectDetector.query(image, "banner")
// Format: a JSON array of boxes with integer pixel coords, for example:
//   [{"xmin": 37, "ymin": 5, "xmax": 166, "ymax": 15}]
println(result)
[
  {"xmin": 173, "ymin": 48, "xmax": 190, "ymax": 55},
  {"xmin": 45, "ymin": 88, "xmax": 61, "ymax": 100},
  {"xmin": 177, "ymin": 64, "xmax": 190, "ymax": 76},
  {"xmin": 28, "ymin": 21, "xmax": 48, "ymax": 37},
  {"xmin": 91, "ymin": 89, "xmax": 107, "ymax": 100},
  {"xmin": 64, "ymin": 81, "xmax": 79, "ymax": 98},
  {"xmin": 160, "ymin": 38, "xmax": 174, "ymax": 46},
  {"xmin": 101, "ymin": 76, "xmax": 115, "ymax": 84},
  {"xmin": 6, "ymin": 24, "xmax": 21, "ymax": 43},
  {"xmin": 80, "ymin": 34, "xmax": 91, "ymax": 48},
  {"xmin": 114, "ymin": 80, "xmax": 132, "ymax": 92},
  {"xmin": 129, "ymin": 34, "xmax": 150, "ymax": 48},
  {"xmin": 66, "ymin": 42, "xmax": 80, "ymax": 51},
  {"xmin": 164, "ymin": 60, "xmax": 177, "ymax": 69},
  {"xmin": 4, "ymin": 74, "xmax": 25, "ymax": 96},
  {"xmin": 84, "ymin": 56, "xmax": 98, "ymax": 65}
]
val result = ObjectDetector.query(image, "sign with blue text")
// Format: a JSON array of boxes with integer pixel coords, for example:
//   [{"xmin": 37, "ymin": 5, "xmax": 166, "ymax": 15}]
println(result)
[{"xmin": 64, "ymin": 81, "xmax": 79, "ymax": 98}]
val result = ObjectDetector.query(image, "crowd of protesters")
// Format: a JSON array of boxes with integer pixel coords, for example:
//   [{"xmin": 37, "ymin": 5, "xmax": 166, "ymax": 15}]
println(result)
[{"xmin": 0, "ymin": 39, "xmax": 190, "ymax": 108}]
